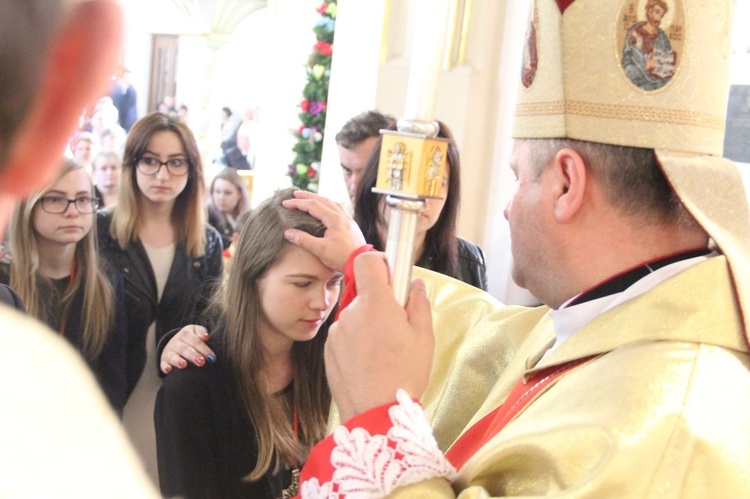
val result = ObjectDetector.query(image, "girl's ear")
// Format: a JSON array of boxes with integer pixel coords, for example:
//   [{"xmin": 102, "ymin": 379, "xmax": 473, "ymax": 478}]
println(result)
[{"xmin": 1, "ymin": 0, "xmax": 123, "ymax": 198}]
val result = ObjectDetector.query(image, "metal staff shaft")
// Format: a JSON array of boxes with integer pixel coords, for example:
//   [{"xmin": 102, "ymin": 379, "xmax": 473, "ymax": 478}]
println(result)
[
  {"xmin": 374, "ymin": 118, "xmax": 447, "ymax": 306},
  {"xmin": 384, "ymin": 197, "xmax": 425, "ymax": 306}
]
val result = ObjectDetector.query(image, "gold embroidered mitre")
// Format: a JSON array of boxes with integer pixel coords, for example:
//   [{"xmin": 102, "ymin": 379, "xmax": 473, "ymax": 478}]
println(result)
[{"xmin": 513, "ymin": 0, "xmax": 750, "ymax": 339}]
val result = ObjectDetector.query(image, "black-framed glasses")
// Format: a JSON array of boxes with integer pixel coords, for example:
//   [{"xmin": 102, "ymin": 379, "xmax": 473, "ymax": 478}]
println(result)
[
  {"xmin": 39, "ymin": 196, "xmax": 100, "ymax": 214},
  {"xmin": 136, "ymin": 156, "xmax": 190, "ymax": 176}
]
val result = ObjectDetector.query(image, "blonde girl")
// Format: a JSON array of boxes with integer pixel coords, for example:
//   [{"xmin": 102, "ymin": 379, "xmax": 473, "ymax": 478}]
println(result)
[{"xmin": 3, "ymin": 159, "xmax": 127, "ymax": 413}]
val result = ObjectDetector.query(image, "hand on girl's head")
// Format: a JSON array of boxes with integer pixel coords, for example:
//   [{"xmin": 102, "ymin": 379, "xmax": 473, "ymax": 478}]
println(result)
[{"xmin": 282, "ymin": 191, "xmax": 366, "ymax": 272}]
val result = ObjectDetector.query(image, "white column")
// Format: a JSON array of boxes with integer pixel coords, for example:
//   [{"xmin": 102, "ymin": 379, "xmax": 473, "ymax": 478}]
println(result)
[{"xmin": 317, "ymin": 0, "xmax": 388, "ymax": 202}]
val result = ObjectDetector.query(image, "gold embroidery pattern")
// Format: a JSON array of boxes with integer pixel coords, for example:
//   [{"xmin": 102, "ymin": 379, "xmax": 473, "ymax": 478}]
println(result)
[{"xmin": 516, "ymin": 100, "xmax": 723, "ymax": 130}]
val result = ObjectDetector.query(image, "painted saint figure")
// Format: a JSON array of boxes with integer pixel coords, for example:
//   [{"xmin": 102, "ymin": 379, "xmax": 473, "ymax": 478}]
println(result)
[
  {"xmin": 521, "ymin": 5, "xmax": 538, "ymax": 88},
  {"xmin": 388, "ymin": 142, "xmax": 408, "ymax": 191},
  {"xmin": 425, "ymin": 147, "xmax": 444, "ymax": 197},
  {"xmin": 622, "ymin": 0, "xmax": 676, "ymax": 90}
]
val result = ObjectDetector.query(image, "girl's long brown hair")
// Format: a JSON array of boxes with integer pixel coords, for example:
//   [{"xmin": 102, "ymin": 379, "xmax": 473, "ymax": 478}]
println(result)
[
  {"xmin": 209, "ymin": 188, "xmax": 332, "ymax": 480},
  {"xmin": 10, "ymin": 159, "xmax": 114, "ymax": 359}
]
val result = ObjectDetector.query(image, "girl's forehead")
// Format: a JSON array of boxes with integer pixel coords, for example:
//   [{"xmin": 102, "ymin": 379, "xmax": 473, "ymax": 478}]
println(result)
[
  {"xmin": 272, "ymin": 244, "xmax": 336, "ymax": 275},
  {"xmin": 48, "ymin": 169, "xmax": 91, "ymax": 191},
  {"xmin": 145, "ymin": 130, "xmax": 185, "ymax": 152}
]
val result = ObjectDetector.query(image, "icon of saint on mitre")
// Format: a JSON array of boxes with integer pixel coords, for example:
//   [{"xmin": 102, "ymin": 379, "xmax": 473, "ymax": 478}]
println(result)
[{"xmin": 619, "ymin": 0, "xmax": 684, "ymax": 91}]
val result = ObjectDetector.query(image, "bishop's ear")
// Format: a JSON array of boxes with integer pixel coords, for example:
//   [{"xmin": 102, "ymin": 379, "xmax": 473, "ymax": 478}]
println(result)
[
  {"xmin": 1, "ymin": 0, "xmax": 123, "ymax": 197},
  {"xmin": 552, "ymin": 147, "xmax": 587, "ymax": 223}
]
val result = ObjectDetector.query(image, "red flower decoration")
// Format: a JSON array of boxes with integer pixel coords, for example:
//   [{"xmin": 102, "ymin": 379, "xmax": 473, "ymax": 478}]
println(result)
[
  {"xmin": 314, "ymin": 41, "xmax": 333, "ymax": 56},
  {"xmin": 307, "ymin": 166, "xmax": 317, "ymax": 177},
  {"xmin": 300, "ymin": 99, "xmax": 310, "ymax": 112},
  {"xmin": 298, "ymin": 125, "xmax": 306, "ymax": 134},
  {"xmin": 316, "ymin": 2, "xmax": 328, "ymax": 14}
]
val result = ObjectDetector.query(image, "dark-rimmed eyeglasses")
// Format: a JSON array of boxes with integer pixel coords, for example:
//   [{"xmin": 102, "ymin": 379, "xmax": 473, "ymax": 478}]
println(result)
[
  {"xmin": 136, "ymin": 156, "xmax": 190, "ymax": 176},
  {"xmin": 39, "ymin": 196, "xmax": 100, "ymax": 214}
]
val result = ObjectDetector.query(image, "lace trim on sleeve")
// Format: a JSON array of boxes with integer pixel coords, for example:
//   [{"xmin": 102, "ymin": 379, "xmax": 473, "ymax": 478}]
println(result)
[{"xmin": 301, "ymin": 389, "xmax": 456, "ymax": 498}]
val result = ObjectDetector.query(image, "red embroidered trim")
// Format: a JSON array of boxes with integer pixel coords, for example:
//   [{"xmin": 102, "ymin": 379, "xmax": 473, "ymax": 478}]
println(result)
[
  {"xmin": 556, "ymin": 0, "xmax": 576, "ymax": 14},
  {"xmin": 446, "ymin": 355, "xmax": 595, "ymax": 470}
]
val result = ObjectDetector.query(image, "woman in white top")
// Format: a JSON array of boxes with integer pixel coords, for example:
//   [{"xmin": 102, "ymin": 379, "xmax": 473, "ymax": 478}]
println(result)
[{"xmin": 97, "ymin": 112, "xmax": 223, "ymax": 486}]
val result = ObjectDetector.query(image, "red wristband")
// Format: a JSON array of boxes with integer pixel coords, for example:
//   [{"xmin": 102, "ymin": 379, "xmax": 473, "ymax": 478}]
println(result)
[{"xmin": 335, "ymin": 244, "xmax": 374, "ymax": 321}]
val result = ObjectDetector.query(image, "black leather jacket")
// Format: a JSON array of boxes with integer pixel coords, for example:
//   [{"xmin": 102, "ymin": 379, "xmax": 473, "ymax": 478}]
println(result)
[
  {"xmin": 0, "ymin": 262, "xmax": 128, "ymax": 415},
  {"xmin": 207, "ymin": 209, "xmax": 234, "ymax": 251},
  {"xmin": 417, "ymin": 236, "xmax": 488, "ymax": 291},
  {"xmin": 97, "ymin": 210, "xmax": 223, "ymax": 397},
  {"xmin": 455, "ymin": 237, "xmax": 489, "ymax": 291}
]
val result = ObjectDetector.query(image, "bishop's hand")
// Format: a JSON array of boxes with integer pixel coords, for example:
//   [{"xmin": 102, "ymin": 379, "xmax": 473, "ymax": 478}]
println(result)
[
  {"xmin": 282, "ymin": 190, "xmax": 365, "ymax": 272},
  {"xmin": 325, "ymin": 251, "xmax": 434, "ymax": 422}
]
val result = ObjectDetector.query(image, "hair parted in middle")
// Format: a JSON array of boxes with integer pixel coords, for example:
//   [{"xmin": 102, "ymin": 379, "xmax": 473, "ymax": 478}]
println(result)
[
  {"xmin": 355, "ymin": 120, "xmax": 462, "ymax": 279},
  {"xmin": 208, "ymin": 167, "xmax": 252, "ymax": 225},
  {"xmin": 109, "ymin": 112, "xmax": 207, "ymax": 257},
  {"xmin": 9, "ymin": 158, "xmax": 114, "ymax": 360},
  {"xmin": 209, "ymin": 187, "xmax": 334, "ymax": 481}
]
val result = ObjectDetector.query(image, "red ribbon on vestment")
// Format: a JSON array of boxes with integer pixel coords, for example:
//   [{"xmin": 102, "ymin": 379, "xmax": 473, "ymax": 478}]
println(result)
[{"xmin": 446, "ymin": 355, "xmax": 595, "ymax": 470}]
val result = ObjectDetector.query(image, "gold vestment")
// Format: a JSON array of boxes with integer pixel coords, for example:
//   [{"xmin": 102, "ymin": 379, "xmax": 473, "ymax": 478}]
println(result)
[{"xmin": 390, "ymin": 257, "xmax": 750, "ymax": 497}]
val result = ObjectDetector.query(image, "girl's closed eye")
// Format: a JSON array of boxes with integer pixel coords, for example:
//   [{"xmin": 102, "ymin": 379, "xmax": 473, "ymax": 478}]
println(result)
[{"xmin": 293, "ymin": 281, "xmax": 312, "ymax": 288}]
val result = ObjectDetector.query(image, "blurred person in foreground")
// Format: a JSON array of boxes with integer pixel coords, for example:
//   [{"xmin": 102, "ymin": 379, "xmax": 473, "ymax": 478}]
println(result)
[{"xmin": 0, "ymin": 0, "xmax": 157, "ymax": 496}]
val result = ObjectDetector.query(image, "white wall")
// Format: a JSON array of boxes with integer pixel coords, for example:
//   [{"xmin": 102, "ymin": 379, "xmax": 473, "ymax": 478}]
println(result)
[
  {"xmin": 119, "ymin": 0, "xmax": 320, "ymax": 205},
  {"xmin": 317, "ymin": 0, "xmax": 387, "ymax": 203}
]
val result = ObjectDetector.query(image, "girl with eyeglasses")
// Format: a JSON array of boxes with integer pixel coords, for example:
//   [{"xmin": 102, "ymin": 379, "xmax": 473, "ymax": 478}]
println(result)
[
  {"xmin": 155, "ymin": 188, "xmax": 342, "ymax": 498},
  {"xmin": 97, "ymin": 112, "xmax": 223, "ymax": 486},
  {"xmin": 0, "ymin": 159, "xmax": 128, "ymax": 415}
]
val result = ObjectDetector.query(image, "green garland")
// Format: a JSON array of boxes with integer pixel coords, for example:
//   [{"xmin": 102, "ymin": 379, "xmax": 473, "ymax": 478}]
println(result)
[{"xmin": 288, "ymin": 1, "xmax": 337, "ymax": 191}]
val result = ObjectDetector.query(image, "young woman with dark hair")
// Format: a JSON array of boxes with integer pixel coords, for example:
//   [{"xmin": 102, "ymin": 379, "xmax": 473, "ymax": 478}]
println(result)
[{"xmin": 354, "ymin": 121, "xmax": 488, "ymax": 290}]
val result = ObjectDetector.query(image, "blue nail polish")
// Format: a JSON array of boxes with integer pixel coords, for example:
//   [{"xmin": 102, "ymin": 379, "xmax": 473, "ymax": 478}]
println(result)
[{"xmin": 207, "ymin": 354, "xmax": 216, "ymax": 363}]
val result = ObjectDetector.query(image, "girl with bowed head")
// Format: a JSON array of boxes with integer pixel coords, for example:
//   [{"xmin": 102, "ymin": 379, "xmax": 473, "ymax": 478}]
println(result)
[
  {"xmin": 1, "ymin": 159, "xmax": 127, "ymax": 414},
  {"xmin": 207, "ymin": 167, "xmax": 251, "ymax": 250},
  {"xmin": 97, "ymin": 112, "xmax": 223, "ymax": 485},
  {"xmin": 155, "ymin": 188, "xmax": 341, "ymax": 498}
]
